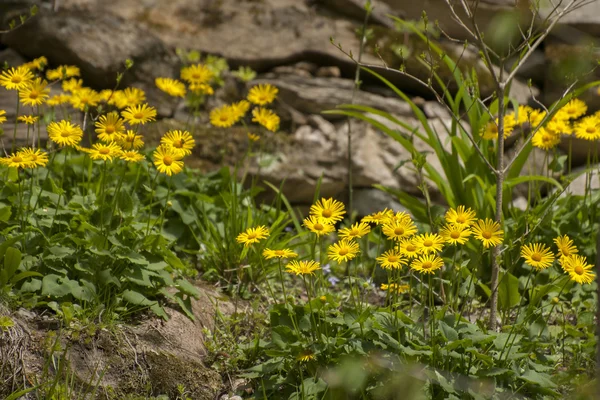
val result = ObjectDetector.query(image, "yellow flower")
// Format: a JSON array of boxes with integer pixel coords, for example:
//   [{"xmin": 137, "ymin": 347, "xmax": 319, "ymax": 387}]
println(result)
[
  {"xmin": 62, "ymin": 78, "xmax": 83, "ymax": 93},
  {"xmin": 382, "ymin": 218, "xmax": 417, "ymax": 241},
  {"xmin": 18, "ymin": 115, "xmax": 39, "ymax": 125},
  {"xmin": 545, "ymin": 117, "xmax": 570, "ymax": 136},
  {"xmin": 263, "ymin": 248, "xmax": 298, "ymax": 260},
  {"xmin": 0, "ymin": 110, "xmax": 6, "ymax": 124},
  {"xmin": 0, "ymin": 66, "xmax": 34, "ymax": 90},
  {"xmin": 119, "ymin": 130, "xmax": 145, "ymax": 150},
  {"xmin": 247, "ymin": 132, "xmax": 260, "ymax": 142},
  {"xmin": 120, "ymin": 150, "xmax": 145, "ymax": 163},
  {"xmin": 361, "ymin": 208, "xmax": 395, "ymax": 225},
  {"xmin": 180, "ymin": 64, "xmax": 213, "ymax": 85},
  {"xmin": 88, "ymin": 142, "xmax": 122, "ymax": 162},
  {"xmin": 410, "ymin": 254, "xmax": 444, "ymax": 274},
  {"xmin": 160, "ymin": 130, "xmax": 195, "ymax": 157},
  {"xmin": 554, "ymin": 235, "xmax": 578, "ymax": 267},
  {"xmin": 414, "ymin": 233, "xmax": 445, "ymax": 254},
  {"xmin": 380, "ymin": 283, "xmax": 410, "ymax": 294},
  {"xmin": 236, "ymin": 225, "xmax": 270, "ymax": 247},
  {"xmin": 445, "ymin": 205, "xmax": 476, "ymax": 228},
  {"xmin": 481, "ymin": 116, "xmax": 515, "ymax": 140},
  {"xmin": 155, "ymin": 77, "xmax": 186, "ymax": 97},
  {"xmin": 310, "ymin": 198, "xmax": 346, "ymax": 224},
  {"xmin": 210, "ymin": 105, "xmax": 236, "ymax": 128},
  {"xmin": 153, "ymin": 145, "xmax": 184, "ymax": 176},
  {"xmin": 563, "ymin": 255, "xmax": 595, "ymax": 284},
  {"xmin": 439, "ymin": 224, "xmax": 472, "ymax": 245},
  {"xmin": 247, "ymin": 83, "xmax": 278, "ymax": 105},
  {"xmin": 532, "ymin": 128, "xmax": 560, "ymax": 150},
  {"xmin": 286, "ymin": 260, "xmax": 320, "ymax": 275},
  {"xmin": 2, "ymin": 152, "xmax": 30, "ymax": 169},
  {"xmin": 303, "ymin": 215, "xmax": 335, "ymax": 236},
  {"xmin": 338, "ymin": 221, "xmax": 371, "ymax": 240},
  {"xmin": 520, "ymin": 243, "xmax": 555, "ymax": 270},
  {"xmin": 23, "ymin": 56, "xmax": 47, "ymax": 71},
  {"xmin": 19, "ymin": 78, "xmax": 50, "ymax": 106},
  {"xmin": 472, "ymin": 218, "xmax": 504, "ymax": 248},
  {"xmin": 391, "ymin": 211, "xmax": 412, "ymax": 223},
  {"xmin": 189, "ymin": 83, "xmax": 214, "ymax": 95},
  {"xmin": 231, "ymin": 100, "xmax": 251, "ymax": 122},
  {"xmin": 69, "ymin": 88, "xmax": 101, "ymax": 111},
  {"xmin": 515, "ymin": 105, "xmax": 534, "ymax": 125},
  {"xmin": 574, "ymin": 116, "xmax": 600, "ymax": 141},
  {"xmin": 113, "ymin": 87, "xmax": 147, "ymax": 109},
  {"xmin": 47, "ymin": 94, "xmax": 70, "ymax": 107},
  {"xmin": 46, "ymin": 65, "xmax": 80, "ymax": 80},
  {"xmin": 556, "ymin": 98, "xmax": 587, "ymax": 120},
  {"xmin": 17, "ymin": 148, "xmax": 48, "ymax": 168},
  {"xmin": 328, "ymin": 238, "xmax": 360, "ymax": 263},
  {"xmin": 297, "ymin": 351, "xmax": 316, "ymax": 362},
  {"xmin": 48, "ymin": 120, "xmax": 84, "ymax": 147},
  {"xmin": 99, "ymin": 89, "xmax": 116, "ymax": 102},
  {"xmin": 376, "ymin": 249, "xmax": 406, "ymax": 270},
  {"xmin": 95, "ymin": 112, "xmax": 126, "ymax": 142},
  {"xmin": 252, "ymin": 108, "xmax": 280, "ymax": 132},
  {"xmin": 397, "ymin": 238, "xmax": 420, "ymax": 259},
  {"xmin": 122, "ymin": 104, "xmax": 157, "ymax": 125}
]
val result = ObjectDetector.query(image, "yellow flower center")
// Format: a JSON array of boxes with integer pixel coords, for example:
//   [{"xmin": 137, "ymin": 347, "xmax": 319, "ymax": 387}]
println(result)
[
  {"xmin": 338, "ymin": 248, "xmax": 349, "ymax": 256},
  {"xmin": 174, "ymin": 139, "xmax": 184, "ymax": 148},
  {"xmin": 274, "ymin": 250, "xmax": 285, "ymax": 256},
  {"xmin": 482, "ymin": 231, "xmax": 492, "ymax": 239},
  {"xmin": 247, "ymin": 232, "xmax": 257, "ymax": 240},
  {"xmin": 219, "ymin": 114, "xmax": 229, "ymax": 122},
  {"xmin": 422, "ymin": 261, "xmax": 432, "ymax": 269},
  {"xmin": 456, "ymin": 216, "xmax": 466, "ymax": 224},
  {"xmin": 531, "ymin": 253, "xmax": 542, "ymax": 262},
  {"xmin": 321, "ymin": 209, "xmax": 333, "ymax": 218},
  {"xmin": 394, "ymin": 227, "xmax": 405, "ymax": 235},
  {"xmin": 406, "ymin": 244, "xmax": 416, "ymax": 252},
  {"xmin": 567, "ymin": 108, "xmax": 575, "ymax": 114},
  {"xmin": 350, "ymin": 229, "xmax": 359, "ymax": 236},
  {"xmin": 388, "ymin": 255, "xmax": 399, "ymax": 262},
  {"xmin": 163, "ymin": 156, "xmax": 173, "ymax": 166},
  {"xmin": 60, "ymin": 131, "xmax": 71, "ymax": 138},
  {"xmin": 11, "ymin": 76, "xmax": 22, "ymax": 83},
  {"xmin": 99, "ymin": 148, "xmax": 110, "ymax": 155},
  {"xmin": 562, "ymin": 249, "xmax": 570, "ymax": 256},
  {"xmin": 30, "ymin": 155, "xmax": 38, "ymax": 161},
  {"xmin": 423, "ymin": 239, "xmax": 433, "ymax": 247},
  {"xmin": 133, "ymin": 112, "xmax": 144, "ymax": 119},
  {"xmin": 574, "ymin": 265, "xmax": 584, "ymax": 275},
  {"xmin": 105, "ymin": 126, "xmax": 115, "ymax": 134},
  {"xmin": 12, "ymin": 156, "xmax": 23, "ymax": 163},
  {"xmin": 29, "ymin": 92, "xmax": 39, "ymax": 99},
  {"xmin": 314, "ymin": 223, "xmax": 324, "ymax": 231},
  {"xmin": 450, "ymin": 231, "xmax": 460, "ymax": 239},
  {"xmin": 586, "ymin": 127, "xmax": 596, "ymax": 134},
  {"xmin": 192, "ymin": 73, "xmax": 201, "ymax": 79}
]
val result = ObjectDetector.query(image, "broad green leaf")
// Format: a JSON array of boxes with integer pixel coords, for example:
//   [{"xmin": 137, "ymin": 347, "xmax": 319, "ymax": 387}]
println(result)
[{"xmin": 498, "ymin": 272, "xmax": 520, "ymax": 310}]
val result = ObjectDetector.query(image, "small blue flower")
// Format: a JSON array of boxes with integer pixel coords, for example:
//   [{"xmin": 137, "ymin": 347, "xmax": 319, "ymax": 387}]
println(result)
[
  {"xmin": 328, "ymin": 276, "xmax": 340, "ymax": 286},
  {"xmin": 322, "ymin": 263, "xmax": 331, "ymax": 275}
]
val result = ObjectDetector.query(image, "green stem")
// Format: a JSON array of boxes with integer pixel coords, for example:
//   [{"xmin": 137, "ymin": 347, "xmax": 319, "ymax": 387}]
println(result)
[
  {"xmin": 144, "ymin": 171, "xmax": 161, "ymax": 236},
  {"xmin": 11, "ymin": 95, "xmax": 19, "ymax": 152}
]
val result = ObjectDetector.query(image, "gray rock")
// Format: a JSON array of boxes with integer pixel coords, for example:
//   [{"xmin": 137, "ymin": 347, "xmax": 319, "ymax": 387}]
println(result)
[
  {"xmin": 353, "ymin": 188, "xmax": 406, "ymax": 216},
  {"xmin": 558, "ymin": 135, "xmax": 600, "ymax": 168},
  {"xmin": 316, "ymin": 66, "xmax": 342, "ymax": 78},
  {"xmin": 563, "ymin": 169, "xmax": 600, "ymax": 196}
]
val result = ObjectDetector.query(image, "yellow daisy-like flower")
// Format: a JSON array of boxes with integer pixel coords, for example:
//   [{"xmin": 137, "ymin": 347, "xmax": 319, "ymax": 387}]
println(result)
[
  {"xmin": 310, "ymin": 197, "xmax": 346, "ymax": 224},
  {"xmin": 247, "ymin": 132, "xmax": 260, "ymax": 142},
  {"xmin": 18, "ymin": 115, "xmax": 39, "ymax": 125},
  {"xmin": 481, "ymin": 116, "xmax": 514, "ymax": 140},
  {"xmin": 380, "ymin": 283, "xmax": 410, "ymax": 294},
  {"xmin": 70, "ymin": 87, "xmax": 101, "ymax": 111},
  {"xmin": 303, "ymin": 215, "xmax": 335, "ymax": 236},
  {"xmin": 382, "ymin": 218, "xmax": 417, "ymax": 241},
  {"xmin": 48, "ymin": 120, "xmax": 84, "ymax": 147},
  {"xmin": 236, "ymin": 225, "xmax": 270, "ymax": 247},
  {"xmin": 376, "ymin": 249, "xmax": 406, "ymax": 270},
  {"xmin": 410, "ymin": 254, "xmax": 444, "ymax": 274},
  {"xmin": 445, "ymin": 205, "xmax": 476, "ymax": 228},
  {"xmin": 515, "ymin": 105, "xmax": 534, "ymax": 126},
  {"xmin": 114, "ymin": 87, "xmax": 147, "ymax": 109},
  {"xmin": 574, "ymin": 116, "xmax": 600, "ymax": 141},
  {"xmin": 532, "ymin": 128, "xmax": 560, "ymax": 150},
  {"xmin": 554, "ymin": 235, "xmax": 578, "ymax": 267},
  {"xmin": 47, "ymin": 94, "xmax": 70, "ymax": 107},
  {"xmin": 247, "ymin": 83, "xmax": 279, "ymax": 105},
  {"xmin": 520, "ymin": 243, "xmax": 555, "ymax": 270},
  {"xmin": 397, "ymin": 238, "xmax": 420, "ymax": 259},
  {"xmin": 338, "ymin": 221, "xmax": 371, "ymax": 240},
  {"xmin": 557, "ymin": 98, "xmax": 587, "ymax": 120},
  {"xmin": 153, "ymin": 145, "xmax": 184, "ymax": 176},
  {"xmin": 122, "ymin": 103, "xmax": 157, "ymax": 125},
  {"xmin": 263, "ymin": 248, "xmax": 298, "ymax": 260},
  {"xmin": 297, "ymin": 351, "xmax": 316, "ymax": 362},
  {"xmin": 472, "ymin": 218, "xmax": 504, "ymax": 248},
  {"xmin": 362, "ymin": 208, "xmax": 395, "ymax": 225},
  {"xmin": 209, "ymin": 105, "xmax": 236, "ymax": 128},
  {"xmin": 180, "ymin": 64, "xmax": 213, "ymax": 85},
  {"xmin": 563, "ymin": 255, "xmax": 595, "ymax": 284},
  {"xmin": 545, "ymin": 117, "xmax": 571, "ymax": 136},
  {"xmin": 120, "ymin": 150, "xmax": 145, "ymax": 163},
  {"xmin": 439, "ymin": 224, "xmax": 472, "ymax": 245},
  {"xmin": 160, "ymin": 130, "xmax": 195, "ymax": 157},
  {"xmin": 18, "ymin": 148, "xmax": 48, "ymax": 168},
  {"xmin": 62, "ymin": 78, "xmax": 83, "ymax": 93},
  {"xmin": 252, "ymin": 108, "xmax": 280, "ymax": 132},
  {"xmin": 328, "ymin": 238, "xmax": 360, "ymax": 263},
  {"xmin": 19, "ymin": 78, "xmax": 50, "ymax": 106},
  {"xmin": 99, "ymin": 89, "xmax": 116, "ymax": 102},
  {"xmin": 95, "ymin": 112, "xmax": 126, "ymax": 142},
  {"xmin": 2, "ymin": 152, "xmax": 30, "ymax": 169},
  {"xmin": 88, "ymin": 142, "xmax": 123, "ymax": 162},
  {"xmin": 231, "ymin": 100, "xmax": 251, "ymax": 122},
  {"xmin": 414, "ymin": 233, "xmax": 445, "ymax": 254},
  {"xmin": 119, "ymin": 130, "xmax": 145, "ymax": 150},
  {"xmin": 46, "ymin": 65, "xmax": 80, "ymax": 80},
  {"xmin": 0, "ymin": 66, "xmax": 34, "ymax": 90},
  {"xmin": 0, "ymin": 110, "xmax": 6, "ymax": 124},
  {"xmin": 189, "ymin": 83, "xmax": 214, "ymax": 95},
  {"xmin": 155, "ymin": 77, "xmax": 186, "ymax": 97},
  {"xmin": 391, "ymin": 211, "xmax": 412, "ymax": 223},
  {"xmin": 23, "ymin": 56, "xmax": 47, "ymax": 71},
  {"xmin": 286, "ymin": 260, "xmax": 321, "ymax": 276}
]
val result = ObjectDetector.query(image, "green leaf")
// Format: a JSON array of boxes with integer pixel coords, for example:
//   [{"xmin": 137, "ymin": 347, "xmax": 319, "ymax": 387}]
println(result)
[
  {"xmin": 438, "ymin": 321, "xmax": 459, "ymax": 341},
  {"xmin": 0, "ymin": 206, "xmax": 12, "ymax": 222},
  {"xmin": 517, "ymin": 370, "xmax": 557, "ymax": 388},
  {"xmin": 117, "ymin": 190, "xmax": 134, "ymax": 214},
  {"xmin": 174, "ymin": 293, "xmax": 195, "ymax": 321},
  {"xmin": 175, "ymin": 278, "xmax": 200, "ymax": 297},
  {"xmin": 498, "ymin": 272, "xmax": 520, "ymax": 310},
  {"xmin": 122, "ymin": 289, "xmax": 154, "ymax": 306}
]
